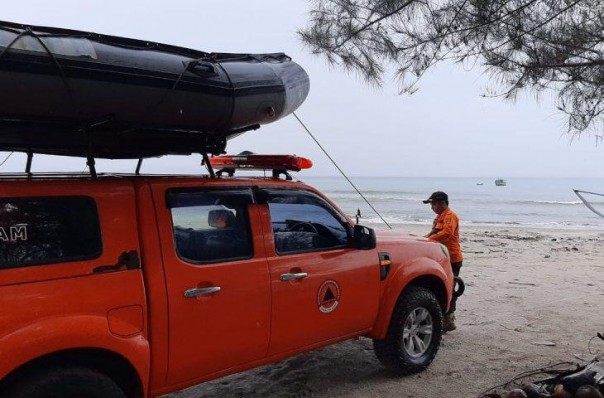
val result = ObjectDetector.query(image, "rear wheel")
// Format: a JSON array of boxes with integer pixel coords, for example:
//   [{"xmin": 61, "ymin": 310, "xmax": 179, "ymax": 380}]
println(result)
[
  {"xmin": 4, "ymin": 366, "xmax": 126, "ymax": 398},
  {"xmin": 373, "ymin": 286, "xmax": 443, "ymax": 375}
]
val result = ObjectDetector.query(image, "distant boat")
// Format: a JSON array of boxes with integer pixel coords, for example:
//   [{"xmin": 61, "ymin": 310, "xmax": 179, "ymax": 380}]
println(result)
[
  {"xmin": 495, "ymin": 179, "xmax": 507, "ymax": 186},
  {"xmin": 476, "ymin": 182, "xmax": 484, "ymax": 186}
]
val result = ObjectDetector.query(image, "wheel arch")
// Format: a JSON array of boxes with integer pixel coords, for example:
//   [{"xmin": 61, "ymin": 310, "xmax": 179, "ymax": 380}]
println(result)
[
  {"xmin": 370, "ymin": 257, "xmax": 451, "ymax": 340},
  {"xmin": 0, "ymin": 348, "xmax": 144, "ymax": 398},
  {"xmin": 407, "ymin": 275, "xmax": 448, "ymax": 314},
  {"xmin": 0, "ymin": 315, "xmax": 149, "ymax": 398}
]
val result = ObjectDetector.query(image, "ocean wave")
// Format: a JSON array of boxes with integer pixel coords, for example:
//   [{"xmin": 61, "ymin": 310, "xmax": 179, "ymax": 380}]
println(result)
[
  {"xmin": 328, "ymin": 193, "xmax": 421, "ymax": 201},
  {"xmin": 321, "ymin": 189, "xmax": 422, "ymax": 195},
  {"xmin": 464, "ymin": 221, "xmax": 604, "ymax": 230},
  {"xmin": 323, "ymin": 192, "xmax": 602, "ymax": 206},
  {"xmin": 351, "ymin": 216, "xmax": 433, "ymax": 225},
  {"xmin": 468, "ymin": 220, "xmax": 522, "ymax": 225},
  {"xmin": 518, "ymin": 200, "xmax": 583, "ymax": 205},
  {"xmin": 460, "ymin": 198, "xmax": 597, "ymax": 206}
]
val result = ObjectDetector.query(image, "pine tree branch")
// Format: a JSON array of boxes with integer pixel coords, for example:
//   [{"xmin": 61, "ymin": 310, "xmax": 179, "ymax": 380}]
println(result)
[
  {"xmin": 524, "ymin": 59, "xmax": 604, "ymax": 68},
  {"xmin": 332, "ymin": 0, "xmax": 417, "ymax": 50}
]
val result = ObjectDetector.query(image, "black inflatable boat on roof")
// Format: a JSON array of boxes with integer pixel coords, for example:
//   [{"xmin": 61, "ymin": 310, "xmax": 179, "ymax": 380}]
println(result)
[{"xmin": 0, "ymin": 21, "xmax": 310, "ymax": 159}]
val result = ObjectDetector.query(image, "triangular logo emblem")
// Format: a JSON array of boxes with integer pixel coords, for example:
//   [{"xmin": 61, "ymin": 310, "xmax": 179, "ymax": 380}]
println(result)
[{"xmin": 324, "ymin": 288, "xmax": 335, "ymax": 302}]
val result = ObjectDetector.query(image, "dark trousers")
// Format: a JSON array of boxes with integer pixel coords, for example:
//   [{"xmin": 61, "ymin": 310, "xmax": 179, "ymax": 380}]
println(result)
[
  {"xmin": 449, "ymin": 261, "xmax": 462, "ymax": 313},
  {"xmin": 451, "ymin": 261, "xmax": 462, "ymax": 277}
]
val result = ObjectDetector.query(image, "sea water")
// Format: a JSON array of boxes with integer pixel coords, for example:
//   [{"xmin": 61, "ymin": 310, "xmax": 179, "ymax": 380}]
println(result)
[{"xmin": 301, "ymin": 177, "xmax": 604, "ymax": 230}]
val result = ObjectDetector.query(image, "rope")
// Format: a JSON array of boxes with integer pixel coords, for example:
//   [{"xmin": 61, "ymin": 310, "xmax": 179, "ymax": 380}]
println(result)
[
  {"xmin": 0, "ymin": 152, "xmax": 13, "ymax": 168},
  {"xmin": 293, "ymin": 112, "xmax": 392, "ymax": 229},
  {"xmin": 118, "ymin": 58, "xmax": 199, "ymax": 137},
  {"xmin": 23, "ymin": 29, "xmax": 82, "ymax": 122}
]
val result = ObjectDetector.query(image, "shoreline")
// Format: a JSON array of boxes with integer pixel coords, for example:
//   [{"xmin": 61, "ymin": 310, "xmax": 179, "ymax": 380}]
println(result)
[{"xmin": 367, "ymin": 221, "xmax": 604, "ymax": 233}]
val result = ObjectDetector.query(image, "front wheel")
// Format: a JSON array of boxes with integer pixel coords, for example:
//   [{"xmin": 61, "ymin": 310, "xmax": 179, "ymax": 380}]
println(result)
[
  {"xmin": 373, "ymin": 286, "xmax": 443, "ymax": 375},
  {"xmin": 3, "ymin": 366, "xmax": 127, "ymax": 398}
]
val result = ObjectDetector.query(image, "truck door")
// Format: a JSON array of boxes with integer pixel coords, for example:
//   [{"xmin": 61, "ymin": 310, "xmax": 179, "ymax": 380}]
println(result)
[
  {"xmin": 153, "ymin": 186, "xmax": 270, "ymax": 385},
  {"xmin": 261, "ymin": 188, "xmax": 380, "ymax": 355}
]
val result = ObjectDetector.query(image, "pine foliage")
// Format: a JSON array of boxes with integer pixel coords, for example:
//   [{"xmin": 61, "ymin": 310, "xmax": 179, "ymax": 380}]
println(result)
[{"xmin": 299, "ymin": 0, "xmax": 604, "ymax": 133}]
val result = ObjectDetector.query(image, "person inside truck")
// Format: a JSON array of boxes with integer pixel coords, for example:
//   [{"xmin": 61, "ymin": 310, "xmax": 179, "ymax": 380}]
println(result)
[
  {"xmin": 208, "ymin": 209, "xmax": 236, "ymax": 229},
  {"xmin": 205, "ymin": 208, "xmax": 250, "ymax": 259},
  {"xmin": 423, "ymin": 191, "xmax": 463, "ymax": 332}
]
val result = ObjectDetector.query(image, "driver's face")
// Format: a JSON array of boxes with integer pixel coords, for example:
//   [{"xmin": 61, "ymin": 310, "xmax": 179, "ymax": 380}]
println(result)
[{"xmin": 214, "ymin": 214, "xmax": 227, "ymax": 228}]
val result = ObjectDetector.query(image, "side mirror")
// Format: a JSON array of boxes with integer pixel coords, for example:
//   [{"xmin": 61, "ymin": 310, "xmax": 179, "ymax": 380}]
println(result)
[{"xmin": 353, "ymin": 224, "xmax": 376, "ymax": 250}]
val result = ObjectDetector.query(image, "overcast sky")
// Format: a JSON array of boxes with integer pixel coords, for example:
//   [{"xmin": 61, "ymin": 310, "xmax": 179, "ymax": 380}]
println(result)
[{"xmin": 2, "ymin": 0, "xmax": 603, "ymax": 178}]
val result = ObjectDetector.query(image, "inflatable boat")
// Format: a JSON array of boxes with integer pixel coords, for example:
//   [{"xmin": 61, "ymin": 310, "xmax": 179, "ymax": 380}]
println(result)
[{"xmin": 0, "ymin": 21, "xmax": 310, "ymax": 158}]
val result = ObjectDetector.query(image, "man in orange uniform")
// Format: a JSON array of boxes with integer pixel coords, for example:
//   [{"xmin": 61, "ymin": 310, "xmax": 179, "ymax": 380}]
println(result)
[{"xmin": 423, "ymin": 191, "xmax": 463, "ymax": 331}]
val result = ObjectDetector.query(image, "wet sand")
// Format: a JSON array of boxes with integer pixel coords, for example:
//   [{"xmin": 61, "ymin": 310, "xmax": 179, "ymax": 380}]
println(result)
[{"xmin": 166, "ymin": 225, "xmax": 604, "ymax": 398}]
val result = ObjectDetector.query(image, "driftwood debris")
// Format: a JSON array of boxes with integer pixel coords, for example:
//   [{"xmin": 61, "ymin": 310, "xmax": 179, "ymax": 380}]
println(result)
[{"xmin": 480, "ymin": 361, "xmax": 604, "ymax": 398}]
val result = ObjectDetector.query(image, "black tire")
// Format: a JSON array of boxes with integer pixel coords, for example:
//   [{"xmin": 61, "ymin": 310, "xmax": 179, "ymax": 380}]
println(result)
[
  {"xmin": 373, "ymin": 286, "xmax": 443, "ymax": 375},
  {"xmin": 4, "ymin": 366, "xmax": 127, "ymax": 398},
  {"xmin": 453, "ymin": 276, "xmax": 465, "ymax": 298}
]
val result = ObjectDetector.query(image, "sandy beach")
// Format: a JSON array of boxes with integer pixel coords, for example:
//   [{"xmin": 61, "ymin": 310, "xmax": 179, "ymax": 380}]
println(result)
[{"xmin": 166, "ymin": 224, "xmax": 604, "ymax": 398}]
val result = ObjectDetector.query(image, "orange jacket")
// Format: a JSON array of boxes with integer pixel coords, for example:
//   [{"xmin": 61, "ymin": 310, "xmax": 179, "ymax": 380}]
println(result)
[{"xmin": 427, "ymin": 208, "xmax": 463, "ymax": 263}]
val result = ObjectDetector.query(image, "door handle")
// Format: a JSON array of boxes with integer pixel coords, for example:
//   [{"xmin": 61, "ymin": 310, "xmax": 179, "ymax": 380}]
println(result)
[
  {"xmin": 184, "ymin": 286, "xmax": 221, "ymax": 298},
  {"xmin": 280, "ymin": 272, "xmax": 308, "ymax": 282}
]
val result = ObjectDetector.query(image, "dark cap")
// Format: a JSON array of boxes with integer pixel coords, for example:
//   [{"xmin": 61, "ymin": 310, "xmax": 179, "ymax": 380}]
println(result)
[{"xmin": 423, "ymin": 191, "xmax": 448, "ymax": 204}]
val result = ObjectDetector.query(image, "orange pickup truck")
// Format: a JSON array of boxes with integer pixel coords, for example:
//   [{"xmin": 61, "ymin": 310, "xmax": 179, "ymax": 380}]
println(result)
[{"xmin": 0, "ymin": 170, "xmax": 457, "ymax": 398}]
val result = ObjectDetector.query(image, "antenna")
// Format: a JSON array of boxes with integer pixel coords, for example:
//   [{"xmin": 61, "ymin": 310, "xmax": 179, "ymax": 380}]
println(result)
[
  {"xmin": 25, "ymin": 152, "xmax": 33, "ymax": 177},
  {"xmin": 136, "ymin": 158, "xmax": 143, "ymax": 175}
]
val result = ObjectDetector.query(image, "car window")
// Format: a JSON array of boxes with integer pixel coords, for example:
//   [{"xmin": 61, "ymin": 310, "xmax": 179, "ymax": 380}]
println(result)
[
  {"xmin": 0, "ymin": 196, "xmax": 102, "ymax": 269},
  {"xmin": 168, "ymin": 188, "xmax": 254, "ymax": 264},
  {"xmin": 266, "ymin": 189, "xmax": 350, "ymax": 254}
]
